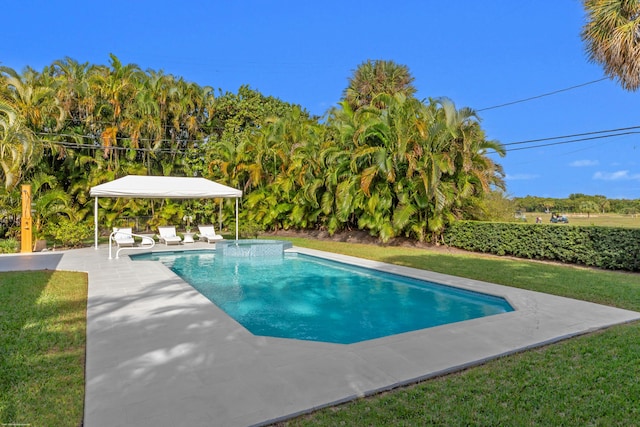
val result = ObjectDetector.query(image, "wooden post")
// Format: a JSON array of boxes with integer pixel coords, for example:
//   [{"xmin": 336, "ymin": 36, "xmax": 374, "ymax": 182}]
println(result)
[{"xmin": 21, "ymin": 184, "xmax": 32, "ymax": 253}]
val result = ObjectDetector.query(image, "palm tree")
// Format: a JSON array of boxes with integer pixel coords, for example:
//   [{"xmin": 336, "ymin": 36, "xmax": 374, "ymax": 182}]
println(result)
[
  {"xmin": 325, "ymin": 96, "xmax": 406, "ymax": 238},
  {"xmin": 322, "ymin": 102, "xmax": 365, "ymax": 231},
  {"xmin": 582, "ymin": 0, "xmax": 640, "ymax": 90},
  {"xmin": 26, "ymin": 172, "xmax": 74, "ymax": 237},
  {"xmin": 0, "ymin": 66, "xmax": 64, "ymax": 131},
  {"xmin": 47, "ymin": 58, "xmax": 109, "ymax": 178},
  {"xmin": 265, "ymin": 106, "xmax": 325, "ymax": 229},
  {"xmin": 121, "ymin": 75, "xmax": 161, "ymax": 173},
  {"xmin": 436, "ymin": 97, "xmax": 505, "ymax": 201},
  {"xmin": 90, "ymin": 54, "xmax": 143, "ymax": 168},
  {"xmin": 411, "ymin": 98, "xmax": 505, "ymax": 240},
  {"xmin": 317, "ymin": 132, "xmax": 355, "ymax": 233},
  {"xmin": 0, "ymin": 99, "xmax": 41, "ymax": 189},
  {"xmin": 343, "ymin": 59, "xmax": 417, "ymax": 111},
  {"xmin": 50, "ymin": 57, "xmax": 93, "ymax": 126},
  {"xmin": 324, "ymin": 92, "xmax": 506, "ymax": 242}
]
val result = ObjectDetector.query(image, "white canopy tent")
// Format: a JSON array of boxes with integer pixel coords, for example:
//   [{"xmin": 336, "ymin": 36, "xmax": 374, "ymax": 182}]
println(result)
[{"xmin": 89, "ymin": 175, "xmax": 243, "ymax": 249}]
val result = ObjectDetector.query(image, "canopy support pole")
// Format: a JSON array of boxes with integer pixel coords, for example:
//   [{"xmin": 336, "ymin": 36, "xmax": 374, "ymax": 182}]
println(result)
[
  {"xmin": 94, "ymin": 197, "xmax": 99, "ymax": 250},
  {"xmin": 235, "ymin": 198, "xmax": 239, "ymax": 240}
]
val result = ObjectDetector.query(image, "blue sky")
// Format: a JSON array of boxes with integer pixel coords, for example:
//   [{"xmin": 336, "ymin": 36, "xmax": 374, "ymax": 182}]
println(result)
[{"xmin": 4, "ymin": 1, "xmax": 640, "ymax": 199}]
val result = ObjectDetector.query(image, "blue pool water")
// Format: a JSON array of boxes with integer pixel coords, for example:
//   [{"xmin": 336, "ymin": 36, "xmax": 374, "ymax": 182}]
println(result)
[{"xmin": 132, "ymin": 250, "xmax": 513, "ymax": 344}]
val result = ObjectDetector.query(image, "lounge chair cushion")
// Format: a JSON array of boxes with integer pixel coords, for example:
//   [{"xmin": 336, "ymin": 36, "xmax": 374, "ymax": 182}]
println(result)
[
  {"xmin": 158, "ymin": 226, "xmax": 182, "ymax": 245},
  {"xmin": 113, "ymin": 227, "xmax": 135, "ymax": 247},
  {"xmin": 198, "ymin": 225, "xmax": 224, "ymax": 243}
]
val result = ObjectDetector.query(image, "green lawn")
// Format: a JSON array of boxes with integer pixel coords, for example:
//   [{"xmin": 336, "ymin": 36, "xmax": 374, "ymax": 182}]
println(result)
[
  {"xmin": 527, "ymin": 212, "xmax": 640, "ymax": 228},
  {"xmin": 0, "ymin": 270, "xmax": 87, "ymax": 427}
]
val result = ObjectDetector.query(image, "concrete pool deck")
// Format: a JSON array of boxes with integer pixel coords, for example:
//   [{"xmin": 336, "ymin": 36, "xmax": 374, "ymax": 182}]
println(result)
[{"xmin": 2, "ymin": 244, "xmax": 639, "ymax": 426}]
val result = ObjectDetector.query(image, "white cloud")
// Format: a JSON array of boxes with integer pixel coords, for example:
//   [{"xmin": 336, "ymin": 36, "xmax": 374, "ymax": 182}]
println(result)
[
  {"xmin": 505, "ymin": 173, "xmax": 539, "ymax": 181},
  {"xmin": 570, "ymin": 159, "xmax": 598, "ymax": 167},
  {"xmin": 592, "ymin": 170, "xmax": 640, "ymax": 181}
]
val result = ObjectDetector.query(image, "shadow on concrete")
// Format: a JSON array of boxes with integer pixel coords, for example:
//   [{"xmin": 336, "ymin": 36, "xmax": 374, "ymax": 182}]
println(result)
[{"xmin": 84, "ymin": 275, "xmax": 263, "ymax": 425}]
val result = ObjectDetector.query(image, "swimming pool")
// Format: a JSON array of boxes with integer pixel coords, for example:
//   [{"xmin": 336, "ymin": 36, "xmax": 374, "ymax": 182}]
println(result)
[{"xmin": 132, "ymin": 250, "xmax": 513, "ymax": 344}]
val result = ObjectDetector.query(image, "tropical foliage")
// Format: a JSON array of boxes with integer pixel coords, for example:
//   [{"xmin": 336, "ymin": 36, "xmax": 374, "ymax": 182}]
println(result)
[
  {"xmin": 0, "ymin": 97, "xmax": 40, "ymax": 189},
  {"xmin": 582, "ymin": 0, "xmax": 640, "ymax": 90},
  {"xmin": 0, "ymin": 55, "xmax": 505, "ymax": 244}
]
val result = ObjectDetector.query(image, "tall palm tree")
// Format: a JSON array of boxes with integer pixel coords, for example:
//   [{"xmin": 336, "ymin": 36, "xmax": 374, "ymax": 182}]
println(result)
[
  {"xmin": 90, "ymin": 54, "xmax": 142, "ymax": 167},
  {"xmin": 582, "ymin": 0, "xmax": 640, "ymax": 90},
  {"xmin": 47, "ymin": 58, "xmax": 109, "ymax": 180},
  {"xmin": 343, "ymin": 59, "xmax": 417, "ymax": 111}
]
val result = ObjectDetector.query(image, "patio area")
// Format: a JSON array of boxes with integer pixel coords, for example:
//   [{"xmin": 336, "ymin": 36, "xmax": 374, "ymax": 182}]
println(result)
[{"xmin": 2, "ymin": 244, "xmax": 639, "ymax": 426}]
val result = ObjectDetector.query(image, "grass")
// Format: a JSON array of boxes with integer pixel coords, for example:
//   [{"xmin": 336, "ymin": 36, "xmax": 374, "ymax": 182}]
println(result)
[
  {"xmin": 0, "ymin": 270, "xmax": 87, "ymax": 427},
  {"xmin": 270, "ymin": 237, "xmax": 640, "ymax": 426},
  {"xmin": 527, "ymin": 212, "xmax": 640, "ymax": 228}
]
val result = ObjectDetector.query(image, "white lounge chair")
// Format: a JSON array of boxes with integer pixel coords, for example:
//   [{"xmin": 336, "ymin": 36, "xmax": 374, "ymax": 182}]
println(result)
[
  {"xmin": 198, "ymin": 225, "xmax": 224, "ymax": 243},
  {"xmin": 158, "ymin": 226, "xmax": 182, "ymax": 245},
  {"xmin": 112, "ymin": 227, "xmax": 135, "ymax": 247}
]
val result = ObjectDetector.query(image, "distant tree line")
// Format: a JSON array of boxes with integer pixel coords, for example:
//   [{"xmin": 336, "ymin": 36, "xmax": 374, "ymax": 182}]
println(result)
[{"xmin": 514, "ymin": 194, "xmax": 640, "ymax": 216}]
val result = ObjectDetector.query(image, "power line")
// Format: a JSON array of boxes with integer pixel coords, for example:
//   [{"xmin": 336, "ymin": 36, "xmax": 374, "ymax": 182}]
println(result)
[
  {"xmin": 501, "ymin": 125, "xmax": 640, "ymax": 147},
  {"xmin": 40, "ymin": 124, "xmax": 640, "ymax": 155},
  {"xmin": 504, "ymin": 131, "xmax": 640, "ymax": 152},
  {"xmin": 36, "ymin": 131, "xmax": 211, "ymax": 146},
  {"xmin": 39, "ymin": 138, "xmax": 204, "ymax": 155},
  {"xmin": 477, "ymin": 77, "xmax": 609, "ymax": 112}
]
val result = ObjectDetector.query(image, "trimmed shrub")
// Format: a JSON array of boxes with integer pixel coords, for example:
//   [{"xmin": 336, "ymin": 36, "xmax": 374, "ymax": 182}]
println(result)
[
  {"xmin": 44, "ymin": 219, "xmax": 93, "ymax": 248},
  {"xmin": 444, "ymin": 221, "xmax": 640, "ymax": 271}
]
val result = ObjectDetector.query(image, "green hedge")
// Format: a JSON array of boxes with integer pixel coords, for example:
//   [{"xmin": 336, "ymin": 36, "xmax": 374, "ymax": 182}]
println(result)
[{"xmin": 444, "ymin": 221, "xmax": 640, "ymax": 271}]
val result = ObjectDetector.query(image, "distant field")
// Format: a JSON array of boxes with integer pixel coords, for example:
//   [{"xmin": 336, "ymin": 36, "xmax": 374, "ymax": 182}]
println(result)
[{"xmin": 523, "ymin": 212, "xmax": 640, "ymax": 228}]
